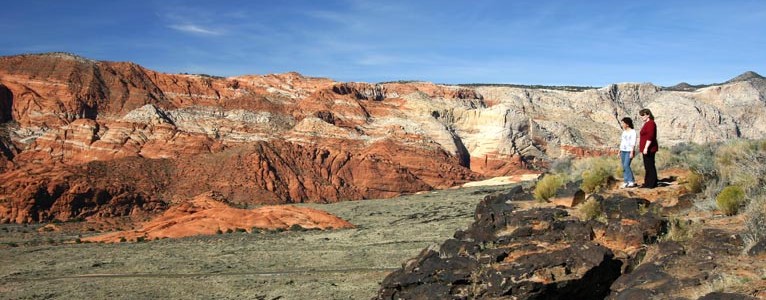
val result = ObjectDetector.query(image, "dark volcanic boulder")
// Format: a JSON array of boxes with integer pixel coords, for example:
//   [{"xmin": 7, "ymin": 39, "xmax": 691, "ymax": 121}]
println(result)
[
  {"xmin": 376, "ymin": 186, "xmax": 623, "ymax": 299},
  {"xmin": 608, "ymin": 229, "xmax": 748, "ymax": 299},
  {"xmin": 698, "ymin": 292, "xmax": 758, "ymax": 300}
]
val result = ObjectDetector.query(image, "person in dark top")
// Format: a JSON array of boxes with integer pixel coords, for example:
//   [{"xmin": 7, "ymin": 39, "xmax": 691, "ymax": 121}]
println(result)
[{"xmin": 638, "ymin": 108, "xmax": 659, "ymax": 188}]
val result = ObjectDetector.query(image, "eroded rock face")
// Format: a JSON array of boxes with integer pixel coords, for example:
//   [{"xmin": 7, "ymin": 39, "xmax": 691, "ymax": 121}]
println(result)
[
  {"xmin": 0, "ymin": 157, "xmax": 172, "ymax": 223},
  {"xmin": 2, "ymin": 53, "xmax": 766, "ymax": 224},
  {"xmin": 0, "ymin": 139, "xmax": 479, "ymax": 223},
  {"xmin": 606, "ymin": 228, "xmax": 765, "ymax": 299}
]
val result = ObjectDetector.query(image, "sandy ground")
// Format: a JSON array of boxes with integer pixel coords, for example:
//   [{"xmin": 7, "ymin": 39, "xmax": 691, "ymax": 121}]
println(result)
[
  {"xmin": 0, "ymin": 184, "xmax": 516, "ymax": 300},
  {"xmin": 461, "ymin": 173, "xmax": 540, "ymax": 188}
]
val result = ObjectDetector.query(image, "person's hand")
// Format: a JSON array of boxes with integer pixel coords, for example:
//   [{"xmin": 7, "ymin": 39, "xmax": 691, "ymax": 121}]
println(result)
[
  {"xmin": 630, "ymin": 152, "xmax": 634, "ymax": 159},
  {"xmin": 643, "ymin": 149, "xmax": 648, "ymax": 155}
]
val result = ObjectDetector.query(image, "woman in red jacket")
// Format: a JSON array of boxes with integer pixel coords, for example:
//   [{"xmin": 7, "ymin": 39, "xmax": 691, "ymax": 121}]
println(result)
[{"xmin": 639, "ymin": 108, "xmax": 659, "ymax": 188}]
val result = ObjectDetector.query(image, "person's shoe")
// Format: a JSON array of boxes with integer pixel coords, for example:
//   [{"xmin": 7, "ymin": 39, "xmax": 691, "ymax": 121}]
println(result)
[
  {"xmin": 620, "ymin": 182, "xmax": 628, "ymax": 188},
  {"xmin": 627, "ymin": 182, "xmax": 637, "ymax": 188}
]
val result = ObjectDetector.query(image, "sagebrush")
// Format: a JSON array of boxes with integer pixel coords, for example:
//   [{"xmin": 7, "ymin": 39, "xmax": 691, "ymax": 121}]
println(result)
[
  {"xmin": 717, "ymin": 185, "xmax": 745, "ymax": 216},
  {"xmin": 534, "ymin": 174, "xmax": 565, "ymax": 202},
  {"xmin": 573, "ymin": 157, "xmax": 616, "ymax": 193}
]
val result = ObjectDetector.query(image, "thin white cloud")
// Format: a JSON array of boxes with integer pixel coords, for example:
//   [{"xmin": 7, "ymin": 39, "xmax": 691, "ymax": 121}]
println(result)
[{"xmin": 169, "ymin": 24, "xmax": 222, "ymax": 36}]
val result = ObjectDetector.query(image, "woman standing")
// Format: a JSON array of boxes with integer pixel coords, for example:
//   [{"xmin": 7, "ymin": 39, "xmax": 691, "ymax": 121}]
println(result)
[
  {"xmin": 639, "ymin": 109, "xmax": 659, "ymax": 188},
  {"xmin": 619, "ymin": 117, "xmax": 637, "ymax": 188}
]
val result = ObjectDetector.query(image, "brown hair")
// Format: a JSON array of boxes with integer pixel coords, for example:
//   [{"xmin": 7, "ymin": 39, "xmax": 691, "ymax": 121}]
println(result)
[
  {"xmin": 639, "ymin": 108, "xmax": 654, "ymax": 120},
  {"xmin": 621, "ymin": 117, "xmax": 634, "ymax": 129}
]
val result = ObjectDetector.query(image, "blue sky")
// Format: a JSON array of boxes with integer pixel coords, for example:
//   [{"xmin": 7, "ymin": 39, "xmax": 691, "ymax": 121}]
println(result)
[{"xmin": 1, "ymin": 0, "xmax": 765, "ymax": 86}]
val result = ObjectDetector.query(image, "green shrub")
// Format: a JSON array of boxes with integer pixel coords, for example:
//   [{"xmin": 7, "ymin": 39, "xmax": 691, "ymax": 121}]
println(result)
[
  {"xmin": 573, "ymin": 157, "xmax": 617, "ymax": 193},
  {"xmin": 578, "ymin": 197, "xmax": 602, "ymax": 221},
  {"xmin": 717, "ymin": 186, "xmax": 745, "ymax": 216},
  {"xmin": 119, "ymin": 237, "xmax": 127, "ymax": 243},
  {"xmin": 684, "ymin": 171, "xmax": 705, "ymax": 193},
  {"xmin": 534, "ymin": 174, "xmax": 565, "ymax": 202},
  {"xmin": 581, "ymin": 167, "xmax": 613, "ymax": 193},
  {"xmin": 216, "ymin": 229, "xmax": 223, "ymax": 235}
]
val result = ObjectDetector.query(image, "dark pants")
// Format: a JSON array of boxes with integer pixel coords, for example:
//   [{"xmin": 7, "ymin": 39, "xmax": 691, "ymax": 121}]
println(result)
[{"xmin": 643, "ymin": 152, "xmax": 658, "ymax": 188}]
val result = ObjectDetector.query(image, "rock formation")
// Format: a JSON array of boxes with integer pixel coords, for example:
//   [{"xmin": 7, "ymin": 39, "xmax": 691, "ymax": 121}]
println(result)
[
  {"xmin": 82, "ymin": 192, "xmax": 355, "ymax": 243},
  {"xmin": 377, "ymin": 177, "xmax": 766, "ymax": 299},
  {"xmin": 1, "ymin": 52, "xmax": 765, "ymax": 224}
]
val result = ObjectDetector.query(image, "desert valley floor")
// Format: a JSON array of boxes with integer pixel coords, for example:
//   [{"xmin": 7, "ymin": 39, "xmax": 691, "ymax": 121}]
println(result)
[{"xmin": 0, "ymin": 184, "xmax": 513, "ymax": 299}]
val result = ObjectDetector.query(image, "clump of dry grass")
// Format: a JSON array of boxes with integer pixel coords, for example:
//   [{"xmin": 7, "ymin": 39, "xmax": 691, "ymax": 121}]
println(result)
[
  {"xmin": 743, "ymin": 193, "xmax": 766, "ymax": 254},
  {"xmin": 683, "ymin": 171, "xmax": 705, "ymax": 194},
  {"xmin": 661, "ymin": 217, "xmax": 700, "ymax": 242},
  {"xmin": 716, "ymin": 185, "xmax": 745, "ymax": 216},
  {"xmin": 577, "ymin": 196, "xmax": 603, "ymax": 222},
  {"xmin": 533, "ymin": 174, "xmax": 565, "ymax": 202},
  {"xmin": 715, "ymin": 140, "xmax": 766, "ymax": 194},
  {"xmin": 573, "ymin": 157, "xmax": 617, "ymax": 193}
]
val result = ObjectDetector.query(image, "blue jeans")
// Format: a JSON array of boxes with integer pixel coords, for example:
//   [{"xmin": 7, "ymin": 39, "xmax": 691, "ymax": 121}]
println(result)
[{"xmin": 620, "ymin": 151, "xmax": 635, "ymax": 183}]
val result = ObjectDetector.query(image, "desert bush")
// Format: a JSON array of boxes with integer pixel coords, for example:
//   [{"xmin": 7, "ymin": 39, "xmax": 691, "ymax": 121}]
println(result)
[
  {"xmin": 573, "ymin": 157, "xmax": 617, "ymax": 193},
  {"xmin": 654, "ymin": 148, "xmax": 674, "ymax": 171},
  {"xmin": 716, "ymin": 185, "xmax": 745, "ymax": 216},
  {"xmin": 683, "ymin": 171, "xmax": 705, "ymax": 193},
  {"xmin": 550, "ymin": 157, "xmax": 573, "ymax": 175},
  {"xmin": 695, "ymin": 179, "xmax": 724, "ymax": 211},
  {"xmin": 667, "ymin": 142, "xmax": 718, "ymax": 178},
  {"xmin": 534, "ymin": 174, "xmax": 565, "ymax": 202},
  {"xmin": 715, "ymin": 139, "xmax": 766, "ymax": 194},
  {"xmin": 578, "ymin": 197, "xmax": 602, "ymax": 221},
  {"xmin": 661, "ymin": 217, "xmax": 699, "ymax": 242},
  {"xmin": 581, "ymin": 167, "xmax": 613, "ymax": 193},
  {"xmin": 743, "ymin": 193, "xmax": 766, "ymax": 253}
]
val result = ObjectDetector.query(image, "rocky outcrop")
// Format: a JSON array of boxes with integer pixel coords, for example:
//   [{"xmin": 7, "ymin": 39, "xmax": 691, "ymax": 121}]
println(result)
[
  {"xmin": 378, "ymin": 175, "xmax": 764, "ymax": 299},
  {"xmin": 0, "ymin": 157, "xmax": 172, "ymax": 223},
  {"xmin": 376, "ymin": 186, "xmax": 649, "ymax": 299},
  {"xmin": 82, "ymin": 192, "xmax": 355, "ymax": 243},
  {"xmin": 608, "ymin": 227, "xmax": 765, "ymax": 299}
]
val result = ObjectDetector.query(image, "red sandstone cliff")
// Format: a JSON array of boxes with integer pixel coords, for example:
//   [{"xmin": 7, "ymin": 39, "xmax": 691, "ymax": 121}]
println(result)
[
  {"xmin": 9, "ymin": 53, "xmax": 760, "ymax": 225},
  {"xmin": 0, "ymin": 53, "xmax": 486, "ymax": 224}
]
